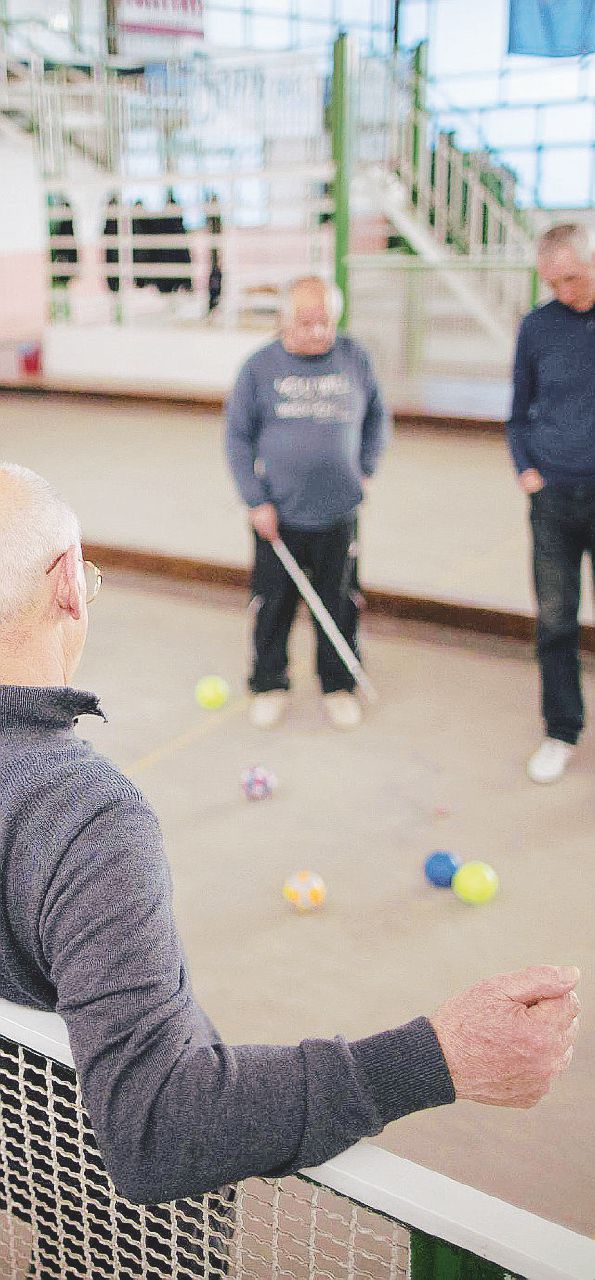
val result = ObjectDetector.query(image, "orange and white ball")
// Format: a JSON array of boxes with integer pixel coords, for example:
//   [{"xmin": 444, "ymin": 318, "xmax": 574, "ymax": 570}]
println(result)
[{"xmin": 283, "ymin": 871, "xmax": 327, "ymax": 913}]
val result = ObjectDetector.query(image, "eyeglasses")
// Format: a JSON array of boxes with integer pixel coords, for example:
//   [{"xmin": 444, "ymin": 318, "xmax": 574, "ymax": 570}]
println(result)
[{"xmin": 46, "ymin": 553, "xmax": 103, "ymax": 605}]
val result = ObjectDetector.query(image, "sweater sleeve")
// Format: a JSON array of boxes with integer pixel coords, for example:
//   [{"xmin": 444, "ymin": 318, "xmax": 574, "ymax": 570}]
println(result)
[
  {"xmin": 39, "ymin": 797, "xmax": 454, "ymax": 1205},
  {"xmin": 358, "ymin": 349, "xmax": 390, "ymax": 477},
  {"xmin": 225, "ymin": 359, "xmax": 269, "ymax": 508},
  {"xmin": 506, "ymin": 317, "xmax": 536, "ymax": 475}
]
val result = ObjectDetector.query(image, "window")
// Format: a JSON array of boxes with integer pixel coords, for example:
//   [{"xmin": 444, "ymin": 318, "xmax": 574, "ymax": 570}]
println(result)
[
  {"xmin": 540, "ymin": 146, "xmax": 592, "ymax": 207},
  {"xmin": 370, "ymin": 23, "xmax": 392, "ymax": 53},
  {"xmin": 431, "ymin": 73, "xmax": 501, "ymax": 110},
  {"xmin": 296, "ymin": 19, "xmax": 336, "ymax": 49},
  {"xmin": 249, "ymin": 0, "xmax": 291, "ymax": 13},
  {"xmin": 432, "ymin": 1, "xmax": 504, "ymax": 76},
  {"xmin": 372, "ymin": 0, "xmax": 392, "ymax": 26},
  {"xmin": 480, "ymin": 106, "xmax": 536, "ymax": 149},
  {"xmin": 494, "ymin": 148, "xmax": 538, "ymax": 205},
  {"xmin": 539, "ymin": 101, "xmax": 593, "ymax": 146},
  {"xmin": 250, "ymin": 12, "xmax": 292, "ymax": 48},
  {"xmin": 505, "ymin": 63, "xmax": 585, "ymax": 105},
  {"xmin": 398, "ymin": 0, "xmax": 429, "ymax": 48},
  {"xmin": 336, "ymin": 0, "xmax": 374, "ymax": 23},
  {"xmin": 296, "ymin": 0, "xmax": 333, "ymax": 15},
  {"xmin": 207, "ymin": 8, "xmax": 246, "ymax": 46}
]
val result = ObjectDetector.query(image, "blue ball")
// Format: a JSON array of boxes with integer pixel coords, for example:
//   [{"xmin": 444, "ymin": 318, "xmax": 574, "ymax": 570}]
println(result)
[{"xmin": 424, "ymin": 851, "xmax": 460, "ymax": 888}]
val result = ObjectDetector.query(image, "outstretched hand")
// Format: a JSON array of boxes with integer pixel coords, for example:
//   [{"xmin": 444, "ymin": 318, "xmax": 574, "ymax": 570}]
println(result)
[{"xmin": 430, "ymin": 965, "xmax": 580, "ymax": 1108}]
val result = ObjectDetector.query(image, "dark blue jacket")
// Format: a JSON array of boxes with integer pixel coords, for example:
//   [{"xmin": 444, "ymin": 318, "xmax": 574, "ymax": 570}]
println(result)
[{"xmin": 507, "ymin": 300, "xmax": 595, "ymax": 482}]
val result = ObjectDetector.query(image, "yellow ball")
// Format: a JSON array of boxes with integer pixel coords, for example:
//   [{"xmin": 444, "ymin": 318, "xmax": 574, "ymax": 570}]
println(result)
[
  {"xmin": 452, "ymin": 861, "xmax": 499, "ymax": 905},
  {"xmin": 283, "ymin": 871, "xmax": 327, "ymax": 913},
  {"xmin": 194, "ymin": 676, "xmax": 230, "ymax": 710}
]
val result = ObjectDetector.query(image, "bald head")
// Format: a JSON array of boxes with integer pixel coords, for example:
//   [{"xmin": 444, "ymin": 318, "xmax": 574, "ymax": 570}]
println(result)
[
  {"xmin": 281, "ymin": 276, "xmax": 343, "ymax": 356},
  {"xmin": 0, "ymin": 462, "xmax": 80, "ymax": 625},
  {"xmin": 536, "ymin": 223, "xmax": 594, "ymax": 312},
  {"xmin": 537, "ymin": 223, "xmax": 591, "ymax": 264}
]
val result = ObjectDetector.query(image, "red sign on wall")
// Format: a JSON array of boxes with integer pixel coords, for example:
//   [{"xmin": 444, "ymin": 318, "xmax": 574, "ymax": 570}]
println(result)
[{"xmin": 118, "ymin": 0, "xmax": 204, "ymax": 38}]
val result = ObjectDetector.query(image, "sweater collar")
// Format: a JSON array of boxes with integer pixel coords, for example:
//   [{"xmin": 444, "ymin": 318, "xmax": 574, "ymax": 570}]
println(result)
[{"xmin": 0, "ymin": 685, "xmax": 106, "ymax": 730}]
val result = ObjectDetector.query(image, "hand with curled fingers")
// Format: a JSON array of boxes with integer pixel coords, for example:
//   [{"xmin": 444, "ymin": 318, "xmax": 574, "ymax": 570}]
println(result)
[
  {"xmin": 250, "ymin": 503, "xmax": 279, "ymax": 542},
  {"xmin": 519, "ymin": 468, "xmax": 545, "ymax": 495},
  {"xmin": 430, "ymin": 966, "xmax": 580, "ymax": 1108}
]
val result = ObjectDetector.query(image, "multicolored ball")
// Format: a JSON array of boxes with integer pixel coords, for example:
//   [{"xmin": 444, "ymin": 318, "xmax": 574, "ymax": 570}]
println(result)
[
  {"xmin": 283, "ymin": 871, "xmax": 327, "ymax": 913},
  {"xmin": 241, "ymin": 766, "xmax": 277, "ymax": 801}
]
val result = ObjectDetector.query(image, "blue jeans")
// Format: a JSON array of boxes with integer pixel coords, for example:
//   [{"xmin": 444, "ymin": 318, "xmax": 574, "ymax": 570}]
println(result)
[{"xmin": 530, "ymin": 484, "xmax": 595, "ymax": 745}]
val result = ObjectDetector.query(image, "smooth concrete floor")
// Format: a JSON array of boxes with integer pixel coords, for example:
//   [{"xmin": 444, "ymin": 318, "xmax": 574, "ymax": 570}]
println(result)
[
  {"xmin": 76, "ymin": 573, "xmax": 595, "ymax": 1236},
  {"xmin": 1, "ymin": 390, "xmax": 593, "ymax": 618}
]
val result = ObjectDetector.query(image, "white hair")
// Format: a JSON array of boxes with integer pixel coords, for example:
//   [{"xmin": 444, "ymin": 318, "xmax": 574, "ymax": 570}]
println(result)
[
  {"xmin": 537, "ymin": 222, "xmax": 594, "ymax": 263},
  {"xmin": 280, "ymin": 276, "xmax": 344, "ymax": 324},
  {"xmin": 0, "ymin": 462, "xmax": 80, "ymax": 624}
]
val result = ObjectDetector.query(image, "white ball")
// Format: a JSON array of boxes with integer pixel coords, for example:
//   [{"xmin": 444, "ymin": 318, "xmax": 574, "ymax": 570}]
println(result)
[{"xmin": 283, "ymin": 871, "xmax": 327, "ymax": 913}]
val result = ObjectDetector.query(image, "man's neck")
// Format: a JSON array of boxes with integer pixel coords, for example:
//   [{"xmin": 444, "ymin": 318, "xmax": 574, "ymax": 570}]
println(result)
[
  {"xmin": 281, "ymin": 340, "xmax": 335, "ymax": 357},
  {"xmin": 0, "ymin": 632, "xmax": 67, "ymax": 688}
]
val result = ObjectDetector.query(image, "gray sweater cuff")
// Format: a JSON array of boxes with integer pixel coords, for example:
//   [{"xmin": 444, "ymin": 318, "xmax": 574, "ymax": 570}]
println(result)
[{"xmin": 349, "ymin": 1016, "xmax": 455, "ymax": 1125}]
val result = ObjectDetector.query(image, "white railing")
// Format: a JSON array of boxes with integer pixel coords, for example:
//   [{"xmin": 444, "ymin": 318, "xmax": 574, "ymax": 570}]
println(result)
[
  {"xmin": 4, "ymin": 48, "xmax": 533, "ymax": 264},
  {"xmin": 348, "ymin": 254, "xmax": 532, "ymax": 391},
  {"xmin": 1, "ymin": 999, "xmax": 595, "ymax": 1280},
  {"xmin": 365, "ymin": 98, "xmax": 533, "ymax": 265},
  {"xmin": 1, "ymin": 46, "xmax": 539, "ymax": 351},
  {"xmin": 40, "ymin": 187, "xmax": 335, "ymax": 329},
  {"xmin": 24, "ymin": 54, "xmax": 330, "ymax": 181}
]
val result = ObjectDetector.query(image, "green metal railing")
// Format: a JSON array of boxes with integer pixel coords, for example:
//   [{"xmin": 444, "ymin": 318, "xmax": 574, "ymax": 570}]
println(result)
[{"xmin": 331, "ymin": 32, "xmax": 351, "ymax": 329}]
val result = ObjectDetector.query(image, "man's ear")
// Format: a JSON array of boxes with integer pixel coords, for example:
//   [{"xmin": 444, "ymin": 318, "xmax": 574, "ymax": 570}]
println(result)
[{"xmin": 55, "ymin": 545, "xmax": 83, "ymax": 622}]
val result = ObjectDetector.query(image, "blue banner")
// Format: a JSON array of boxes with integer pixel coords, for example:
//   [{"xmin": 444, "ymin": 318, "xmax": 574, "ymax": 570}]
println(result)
[{"xmin": 508, "ymin": 0, "xmax": 595, "ymax": 56}]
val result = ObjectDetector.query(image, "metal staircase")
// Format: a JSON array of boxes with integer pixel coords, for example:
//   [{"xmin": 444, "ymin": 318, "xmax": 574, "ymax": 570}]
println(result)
[{"xmin": 354, "ymin": 49, "xmax": 535, "ymax": 351}]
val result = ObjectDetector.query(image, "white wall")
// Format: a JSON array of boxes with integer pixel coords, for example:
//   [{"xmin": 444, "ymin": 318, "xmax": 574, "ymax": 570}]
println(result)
[{"xmin": 0, "ymin": 120, "xmax": 44, "ymax": 253}]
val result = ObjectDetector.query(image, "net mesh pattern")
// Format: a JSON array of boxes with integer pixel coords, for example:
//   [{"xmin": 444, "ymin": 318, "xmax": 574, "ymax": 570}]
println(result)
[{"xmin": 0, "ymin": 1037, "xmax": 410, "ymax": 1280}]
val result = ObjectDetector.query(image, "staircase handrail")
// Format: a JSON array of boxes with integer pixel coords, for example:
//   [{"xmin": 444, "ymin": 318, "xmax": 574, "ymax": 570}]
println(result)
[{"xmin": 386, "ymin": 101, "xmax": 535, "ymax": 259}]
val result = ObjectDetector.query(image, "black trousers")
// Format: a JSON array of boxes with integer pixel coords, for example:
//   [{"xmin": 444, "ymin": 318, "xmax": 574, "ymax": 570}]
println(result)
[
  {"xmin": 250, "ymin": 516, "xmax": 360, "ymax": 695},
  {"xmin": 530, "ymin": 484, "xmax": 595, "ymax": 744}
]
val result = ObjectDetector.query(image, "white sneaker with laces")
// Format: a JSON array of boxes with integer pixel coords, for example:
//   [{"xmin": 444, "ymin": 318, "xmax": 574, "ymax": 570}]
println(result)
[
  {"xmin": 324, "ymin": 691, "xmax": 362, "ymax": 730},
  {"xmin": 527, "ymin": 738, "xmax": 574, "ymax": 784},
  {"xmin": 249, "ymin": 691, "xmax": 287, "ymax": 729}
]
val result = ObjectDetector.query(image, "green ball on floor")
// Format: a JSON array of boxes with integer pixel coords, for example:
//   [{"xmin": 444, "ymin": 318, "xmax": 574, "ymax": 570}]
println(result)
[
  {"xmin": 195, "ymin": 676, "xmax": 230, "ymax": 710},
  {"xmin": 452, "ymin": 861, "xmax": 499, "ymax": 905}
]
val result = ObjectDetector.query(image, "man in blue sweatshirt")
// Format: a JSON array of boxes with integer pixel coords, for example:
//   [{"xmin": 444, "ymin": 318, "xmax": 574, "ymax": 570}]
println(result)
[
  {"xmin": 0, "ymin": 462, "xmax": 580, "ymax": 1224},
  {"xmin": 507, "ymin": 223, "xmax": 594, "ymax": 783},
  {"xmin": 226, "ymin": 276, "xmax": 388, "ymax": 730}
]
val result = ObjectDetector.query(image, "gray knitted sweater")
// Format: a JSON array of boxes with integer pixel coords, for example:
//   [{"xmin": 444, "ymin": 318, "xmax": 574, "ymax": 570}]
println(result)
[{"xmin": 0, "ymin": 686, "xmax": 454, "ymax": 1206}]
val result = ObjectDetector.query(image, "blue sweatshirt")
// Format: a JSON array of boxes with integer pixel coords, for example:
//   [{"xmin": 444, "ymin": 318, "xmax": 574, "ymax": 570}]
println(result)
[
  {"xmin": 226, "ymin": 337, "xmax": 388, "ymax": 530},
  {"xmin": 0, "ymin": 686, "xmax": 454, "ymax": 1206},
  {"xmin": 507, "ymin": 299, "xmax": 595, "ymax": 483}
]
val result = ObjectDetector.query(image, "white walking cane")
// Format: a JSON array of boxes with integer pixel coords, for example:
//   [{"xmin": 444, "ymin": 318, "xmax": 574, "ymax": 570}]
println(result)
[{"xmin": 272, "ymin": 538, "xmax": 378, "ymax": 704}]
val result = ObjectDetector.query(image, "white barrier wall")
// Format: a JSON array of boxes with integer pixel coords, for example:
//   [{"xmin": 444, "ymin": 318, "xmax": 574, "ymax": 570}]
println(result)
[{"xmin": 43, "ymin": 322, "xmax": 275, "ymax": 396}]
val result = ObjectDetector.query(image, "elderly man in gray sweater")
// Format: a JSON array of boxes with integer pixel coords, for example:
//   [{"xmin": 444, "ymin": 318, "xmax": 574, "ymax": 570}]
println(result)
[
  {"xmin": 226, "ymin": 276, "xmax": 388, "ymax": 731},
  {"xmin": 0, "ymin": 462, "xmax": 580, "ymax": 1212}
]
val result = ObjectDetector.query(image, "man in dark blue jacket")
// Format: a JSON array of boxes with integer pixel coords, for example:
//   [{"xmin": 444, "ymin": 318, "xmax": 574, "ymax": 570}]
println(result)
[{"xmin": 507, "ymin": 223, "xmax": 594, "ymax": 783}]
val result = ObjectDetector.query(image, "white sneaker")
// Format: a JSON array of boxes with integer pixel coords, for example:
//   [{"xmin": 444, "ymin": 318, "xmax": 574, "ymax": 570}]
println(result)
[
  {"xmin": 527, "ymin": 738, "xmax": 574, "ymax": 784},
  {"xmin": 249, "ymin": 691, "xmax": 286, "ymax": 729},
  {"xmin": 324, "ymin": 691, "xmax": 362, "ymax": 730}
]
